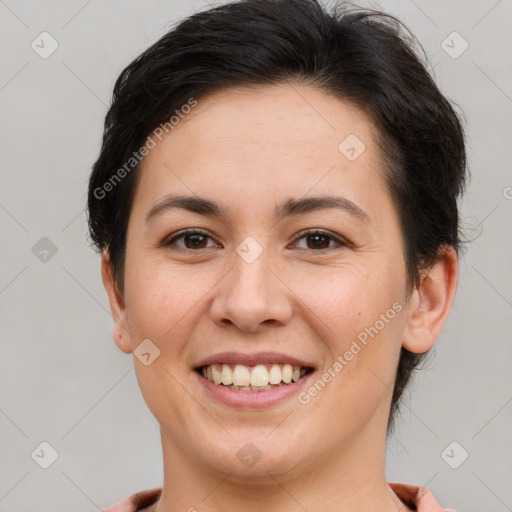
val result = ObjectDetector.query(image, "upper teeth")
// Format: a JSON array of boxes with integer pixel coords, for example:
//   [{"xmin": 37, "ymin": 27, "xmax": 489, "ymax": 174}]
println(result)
[{"xmin": 201, "ymin": 363, "xmax": 307, "ymax": 387}]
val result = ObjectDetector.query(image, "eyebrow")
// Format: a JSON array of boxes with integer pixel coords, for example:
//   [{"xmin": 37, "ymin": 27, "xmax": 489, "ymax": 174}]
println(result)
[{"xmin": 145, "ymin": 194, "xmax": 371, "ymax": 225}]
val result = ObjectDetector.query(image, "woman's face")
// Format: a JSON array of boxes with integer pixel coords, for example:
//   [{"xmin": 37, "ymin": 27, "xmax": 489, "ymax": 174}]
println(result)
[{"xmin": 105, "ymin": 83, "xmax": 423, "ymax": 479}]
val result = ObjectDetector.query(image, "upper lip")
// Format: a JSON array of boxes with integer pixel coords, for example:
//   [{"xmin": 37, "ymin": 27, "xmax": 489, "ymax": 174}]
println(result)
[{"xmin": 193, "ymin": 351, "xmax": 316, "ymax": 369}]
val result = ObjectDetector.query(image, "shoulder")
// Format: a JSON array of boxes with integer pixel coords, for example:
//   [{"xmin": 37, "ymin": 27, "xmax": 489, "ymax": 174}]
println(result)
[
  {"xmin": 389, "ymin": 482, "xmax": 457, "ymax": 512},
  {"xmin": 103, "ymin": 487, "xmax": 162, "ymax": 512},
  {"xmin": 106, "ymin": 483, "xmax": 455, "ymax": 512}
]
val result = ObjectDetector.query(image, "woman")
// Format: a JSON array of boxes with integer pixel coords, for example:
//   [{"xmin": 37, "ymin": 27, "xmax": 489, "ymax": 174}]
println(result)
[{"xmin": 88, "ymin": 0, "xmax": 467, "ymax": 510}]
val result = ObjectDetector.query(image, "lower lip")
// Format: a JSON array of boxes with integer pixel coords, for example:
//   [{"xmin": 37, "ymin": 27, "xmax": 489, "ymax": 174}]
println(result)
[{"xmin": 194, "ymin": 370, "xmax": 315, "ymax": 409}]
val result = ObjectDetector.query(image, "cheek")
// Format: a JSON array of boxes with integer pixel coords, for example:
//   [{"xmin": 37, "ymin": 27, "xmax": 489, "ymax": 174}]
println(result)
[
  {"xmin": 124, "ymin": 259, "xmax": 206, "ymax": 343},
  {"xmin": 288, "ymin": 261, "xmax": 400, "ymax": 338},
  {"xmin": 125, "ymin": 264, "xmax": 202, "ymax": 425},
  {"xmin": 291, "ymin": 262, "xmax": 405, "ymax": 391}
]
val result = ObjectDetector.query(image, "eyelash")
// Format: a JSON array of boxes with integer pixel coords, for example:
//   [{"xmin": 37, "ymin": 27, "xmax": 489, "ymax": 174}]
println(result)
[{"xmin": 163, "ymin": 228, "xmax": 349, "ymax": 253}]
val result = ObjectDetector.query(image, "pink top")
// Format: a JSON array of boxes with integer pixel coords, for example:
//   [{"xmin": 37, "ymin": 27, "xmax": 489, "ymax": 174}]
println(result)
[{"xmin": 103, "ymin": 483, "xmax": 455, "ymax": 511}]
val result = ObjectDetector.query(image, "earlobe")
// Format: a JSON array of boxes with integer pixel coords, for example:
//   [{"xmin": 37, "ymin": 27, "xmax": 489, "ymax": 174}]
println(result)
[
  {"xmin": 402, "ymin": 245, "xmax": 458, "ymax": 354},
  {"xmin": 101, "ymin": 249, "xmax": 133, "ymax": 354}
]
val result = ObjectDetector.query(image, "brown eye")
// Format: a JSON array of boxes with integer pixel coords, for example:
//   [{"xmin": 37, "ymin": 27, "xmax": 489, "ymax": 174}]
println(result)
[
  {"xmin": 164, "ymin": 229, "xmax": 217, "ymax": 251},
  {"xmin": 164, "ymin": 228, "xmax": 348, "ymax": 253},
  {"xmin": 293, "ymin": 229, "xmax": 347, "ymax": 251}
]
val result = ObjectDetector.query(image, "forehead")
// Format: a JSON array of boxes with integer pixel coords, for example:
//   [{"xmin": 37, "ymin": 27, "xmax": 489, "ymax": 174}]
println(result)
[
  {"xmin": 171, "ymin": 82, "xmax": 379, "ymax": 155},
  {"xmin": 132, "ymin": 82, "xmax": 389, "ymax": 229}
]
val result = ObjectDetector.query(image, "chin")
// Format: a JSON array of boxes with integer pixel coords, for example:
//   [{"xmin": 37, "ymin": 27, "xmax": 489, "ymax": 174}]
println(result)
[{"xmin": 198, "ymin": 430, "xmax": 311, "ymax": 481}]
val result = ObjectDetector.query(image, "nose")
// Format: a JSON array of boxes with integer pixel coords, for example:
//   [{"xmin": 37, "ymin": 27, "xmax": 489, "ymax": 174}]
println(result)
[{"xmin": 210, "ymin": 246, "xmax": 293, "ymax": 334}]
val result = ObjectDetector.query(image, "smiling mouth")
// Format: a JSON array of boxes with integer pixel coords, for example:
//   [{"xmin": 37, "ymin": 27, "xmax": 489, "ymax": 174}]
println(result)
[{"xmin": 196, "ymin": 363, "xmax": 315, "ymax": 392}]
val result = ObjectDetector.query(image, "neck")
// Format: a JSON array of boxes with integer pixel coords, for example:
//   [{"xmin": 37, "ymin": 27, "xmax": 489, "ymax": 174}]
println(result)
[{"xmin": 152, "ymin": 424, "xmax": 409, "ymax": 512}]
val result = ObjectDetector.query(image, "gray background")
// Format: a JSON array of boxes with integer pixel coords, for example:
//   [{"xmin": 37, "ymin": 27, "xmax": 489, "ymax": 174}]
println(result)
[{"xmin": 0, "ymin": 0, "xmax": 511, "ymax": 510}]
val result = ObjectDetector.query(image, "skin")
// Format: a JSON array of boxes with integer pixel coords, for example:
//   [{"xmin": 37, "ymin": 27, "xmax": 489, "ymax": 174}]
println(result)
[{"xmin": 102, "ymin": 82, "xmax": 458, "ymax": 512}]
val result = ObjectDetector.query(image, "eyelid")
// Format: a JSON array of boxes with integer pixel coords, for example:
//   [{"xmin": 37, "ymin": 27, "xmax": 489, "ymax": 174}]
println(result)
[
  {"xmin": 163, "ymin": 228, "xmax": 216, "ymax": 247},
  {"xmin": 291, "ymin": 228, "xmax": 349, "ymax": 250}
]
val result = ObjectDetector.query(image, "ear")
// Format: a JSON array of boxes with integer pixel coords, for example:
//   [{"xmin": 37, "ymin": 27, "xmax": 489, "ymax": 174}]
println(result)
[
  {"xmin": 402, "ymin": 245, "xmax": 458, "ymax": 354},
  {"xmin": 101, "ymin": 249, "xmax": 133, "ymax": 354}
]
